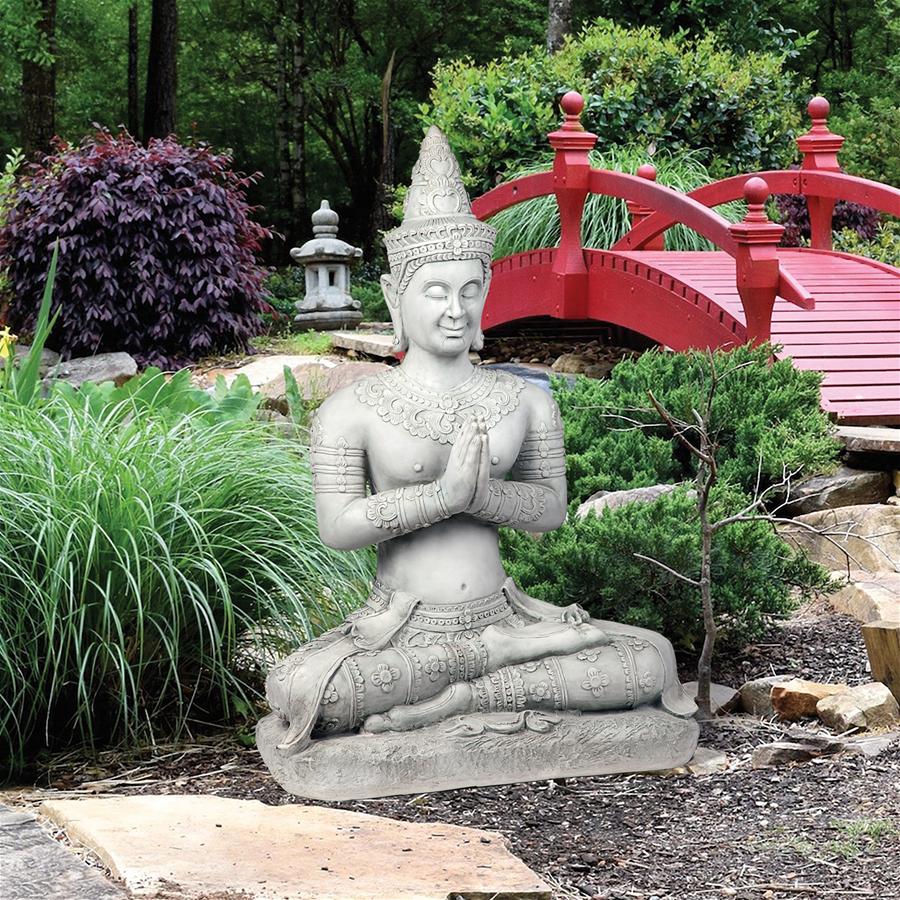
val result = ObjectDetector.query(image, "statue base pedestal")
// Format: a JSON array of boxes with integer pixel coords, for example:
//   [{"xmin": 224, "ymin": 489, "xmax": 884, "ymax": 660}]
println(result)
[
  {"xmin": 257, "ymin": 707, "xmax": 699, "ymax": 801},
  {"xmin": 294, "ymin": 309, "xmax": 363, "ymax": 331}
]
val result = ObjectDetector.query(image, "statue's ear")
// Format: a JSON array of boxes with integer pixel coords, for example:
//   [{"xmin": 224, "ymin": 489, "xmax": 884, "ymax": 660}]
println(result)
[
  {"xmin": 382, "ymin": 273, "xmax": 407, "ymax": 351},
  {"xmin": 381, "ymin": 273, "xmax": 398, "ymax": 309}
]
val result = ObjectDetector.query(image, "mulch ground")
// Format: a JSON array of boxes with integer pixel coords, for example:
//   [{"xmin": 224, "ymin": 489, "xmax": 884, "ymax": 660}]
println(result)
[{"xmin": 9, "ymin": 603, "xmax": 899, "ymax": 900}]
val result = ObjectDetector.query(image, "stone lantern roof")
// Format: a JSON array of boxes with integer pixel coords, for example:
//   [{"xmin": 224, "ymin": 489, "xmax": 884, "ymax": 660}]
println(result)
[{"xmin": 290, "ymin": 201, "xmax": 363, "ymax": 265}]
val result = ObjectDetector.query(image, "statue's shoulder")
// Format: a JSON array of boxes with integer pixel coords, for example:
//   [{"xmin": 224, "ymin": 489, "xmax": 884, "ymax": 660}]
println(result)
[
  {"xmin": 311, "ymin": 379, "xmax": 374, "ymax": 445},
  {"xmin": 518, "ymin": 379, "xmax": 562, "ymax": 429}
]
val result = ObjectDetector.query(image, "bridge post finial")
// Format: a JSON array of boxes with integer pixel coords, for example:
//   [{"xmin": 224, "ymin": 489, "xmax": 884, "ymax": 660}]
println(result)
[
  {"xmin": 796, "ymin": 96, "xmax": 845, "ymax": 251},
  {"xmin": 547, "ymin": 91, "xmax": 597, "ymax": 319},
  {"xmin": 729, "ymin": 177, "xmax": 785, "ymax": 345},
  {"xmin": 626, "ymin": 164, "xmax": 665, "ymax": 251}
]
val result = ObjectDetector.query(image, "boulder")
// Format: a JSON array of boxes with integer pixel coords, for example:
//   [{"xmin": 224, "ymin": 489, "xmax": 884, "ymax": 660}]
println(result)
[
  {"xmin": 784, "ymin": 466, "xmax": 892, "ymax": 515},
  {"xmin": 681, "ymin": 681, "xmax": 741, "ymax": 715},
  {"xmin": 778, "ymin": 504, "xmax": 900, "ymax": 573},
  {"xmin": 739, "ymin": 675, "xmax": 791, "ymax": 716},
  {"xmin": 576, "ymin": 483, "xmax": 690, "ymax": 520},
  {"xmin": 551, "ymin": 352, "xmax": 592, "ymax": 374},
  {"xmin": 828, "ymin": 571, "xmax": 900, "ymax": 624},
  {"xmin": 47, "ymin": 352, "xmax": 137, "ymax": 388},
  {"xmin": 9, "ymin": 343, "xmax": 61, "ymax": 375},
  {"xmin": 816, "ymin": 682, "xmax": 900, "ymax": 732},
  {"xmin": 770, "ymin": 679, "xmax": 850, "ymax": 721}
]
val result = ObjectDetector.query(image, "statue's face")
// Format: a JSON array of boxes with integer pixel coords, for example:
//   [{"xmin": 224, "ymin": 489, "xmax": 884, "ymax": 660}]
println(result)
[{"xmin": 396, "ymin": 258, "xmax": 486, "ymax": 357}]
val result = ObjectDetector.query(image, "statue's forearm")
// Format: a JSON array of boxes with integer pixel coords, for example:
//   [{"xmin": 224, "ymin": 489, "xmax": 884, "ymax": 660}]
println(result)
[{"xmin": 469, "ymin": 478, "xmax": 565, "ymax": 532}]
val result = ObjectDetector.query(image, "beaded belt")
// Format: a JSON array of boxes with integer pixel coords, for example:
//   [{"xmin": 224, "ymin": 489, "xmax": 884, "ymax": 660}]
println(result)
[{"xmin": 368, "ymin": 579, "xmax": 515, "ymax": 633}]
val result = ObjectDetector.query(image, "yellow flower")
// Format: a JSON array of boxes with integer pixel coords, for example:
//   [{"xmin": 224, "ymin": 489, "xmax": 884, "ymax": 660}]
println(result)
[{"xmin": 0, "ymin": 325, "xmax": 18, "ymax": 360}]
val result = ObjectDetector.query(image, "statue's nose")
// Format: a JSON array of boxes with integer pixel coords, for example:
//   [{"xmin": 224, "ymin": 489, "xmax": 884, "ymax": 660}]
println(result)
[{"xmin": 446, "ymin": 291, "xmax": 465, "ymax": 320}]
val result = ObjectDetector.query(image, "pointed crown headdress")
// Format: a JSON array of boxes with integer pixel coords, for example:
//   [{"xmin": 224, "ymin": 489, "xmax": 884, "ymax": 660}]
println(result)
[{"xmin": 383, "ymin": 126, "xmax": 496, "ymax": 297}]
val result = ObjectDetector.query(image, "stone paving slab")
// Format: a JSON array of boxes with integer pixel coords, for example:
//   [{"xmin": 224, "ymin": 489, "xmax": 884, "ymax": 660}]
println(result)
[
  {"xmin": 39, "ymin": 795, "xmax": 552, "ymax": 900},
  {"xmin": 0, "ymin": 803, "xmax": 125, "ymax": 900}
]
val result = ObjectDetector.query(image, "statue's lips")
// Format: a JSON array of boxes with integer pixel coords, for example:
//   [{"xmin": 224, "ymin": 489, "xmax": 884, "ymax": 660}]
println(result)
[{"xmin": 439, "ymin": 326, "xmax": 466, "ymax": 338}]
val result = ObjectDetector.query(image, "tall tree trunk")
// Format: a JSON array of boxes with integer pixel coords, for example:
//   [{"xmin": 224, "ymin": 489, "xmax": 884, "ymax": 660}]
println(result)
[
  {"xmin": 373, "ymin": 49, "xmax": 396, "ymax": 240},
  {"xmin": 274, "ymin": 2, "xmax": 293, "ymax": 217},
  {"xmin": 21, "ymin": 0, "xmax": 57, "ymax": 159},
  {"xmin": 128, "ymin": 4, "xmax": 140, "ymax": 136},
  {"xmin": 546, "ymin": 0, "xmax": 572, "ymax": 54},
  {"xmin": 143, "ymin": 0, "xmax": 178, "ymax": 141},
  {"xmin": 289, "ymin": 0, "xmax": 306, "ymax": 232}
]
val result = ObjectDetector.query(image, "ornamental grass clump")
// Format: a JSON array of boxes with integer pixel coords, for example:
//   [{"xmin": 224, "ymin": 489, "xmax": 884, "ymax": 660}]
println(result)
[
  {"xmin": 0, "ymin": 395, "xmax": 373, "ymax": 774},
  {"xmin": 489, "ymin": 147, "xmax": 744, "ymax": 257},
  {"xmin": 0, "ymin": 132, "xmax": 272, "ymax": 368}
]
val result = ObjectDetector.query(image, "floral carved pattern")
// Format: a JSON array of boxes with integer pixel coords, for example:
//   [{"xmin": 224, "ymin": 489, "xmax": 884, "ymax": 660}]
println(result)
[
  {"xmin": 371, "ymin": 663, "xmax": 401, "ymax": 693},
  {"xmin": 582, "ymin": 668, "xmax": 611, "ymax": 697}
]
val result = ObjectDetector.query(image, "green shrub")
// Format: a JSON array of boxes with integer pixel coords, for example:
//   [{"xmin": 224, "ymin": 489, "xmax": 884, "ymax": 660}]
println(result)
[
  {"xmin": 425, "ymin": 18, "xmax": 804, "ymax": 193},
  {"xmin": 556, "ymin": 344, "xmax": 840, "ymax": 502},
  {"xmin": 501, "ymin": 488, "xmax": 830, "ymax": 653},
  {"xmin": 352, "ymin": 279, "xmax": 389, "ymax": 321},
  {"xmin": 833, "ymin": 221, "xmax": 900, "ymax": 269},
  {"xmin": 0, "ymin": 391, "xmax": 373, "ymax": 773},
  {"xmin": 829, "ymin": 99, "xmax": 900, "ymax": 188},
  {"xmin": 490, "ymin": 146, "xmax": 744, "ymax": 257}
]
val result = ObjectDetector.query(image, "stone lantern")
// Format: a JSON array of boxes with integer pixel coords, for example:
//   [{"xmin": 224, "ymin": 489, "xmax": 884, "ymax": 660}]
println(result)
[{"xmin": 291, "ymin": 200, "xmax": 364, "ymax": 330}]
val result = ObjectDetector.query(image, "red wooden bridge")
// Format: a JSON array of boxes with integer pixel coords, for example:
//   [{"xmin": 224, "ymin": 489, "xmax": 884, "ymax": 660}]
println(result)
[{"xmin": 472, "ymin": 93, "xmax": 900, "ymax": 425}]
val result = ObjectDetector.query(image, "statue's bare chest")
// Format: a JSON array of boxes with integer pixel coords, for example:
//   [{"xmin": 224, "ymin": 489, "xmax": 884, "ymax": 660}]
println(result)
[{"xmin": 354, "ymin": 368, "xmax": 529, "ymax": 491}]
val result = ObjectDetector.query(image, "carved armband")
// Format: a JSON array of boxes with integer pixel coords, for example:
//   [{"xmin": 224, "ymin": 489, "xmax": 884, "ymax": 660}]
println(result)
[
  {"xmin": 309, "ymin": 418, "xmax": 367, "ymax": 496},
  {"xmin": 512, "ymin": 419, "xmax": 565, "ymax": 481},
  {"xmin": 471, "ymin": 479, "xmax": 546, "ymax": 526},
  {"xmin": 365, "ymin": 481, "xmax": 451, "ymax": 534}
]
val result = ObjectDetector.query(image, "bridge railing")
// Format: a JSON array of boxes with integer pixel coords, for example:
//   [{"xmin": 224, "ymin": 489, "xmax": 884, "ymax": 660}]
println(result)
[
  {"xmin": 471, "ymin": 91, "xmax": 808, "ymax": 344},
  {"xmin": 614, "ymin": 97, "xmax": 900, "ymax": 254}
]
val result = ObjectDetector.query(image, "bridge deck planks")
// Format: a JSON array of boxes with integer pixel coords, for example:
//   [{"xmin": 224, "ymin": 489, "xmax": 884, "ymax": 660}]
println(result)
[{"xmin": 617, "ymin": 248, "xmax": 900, "ymax": 425}]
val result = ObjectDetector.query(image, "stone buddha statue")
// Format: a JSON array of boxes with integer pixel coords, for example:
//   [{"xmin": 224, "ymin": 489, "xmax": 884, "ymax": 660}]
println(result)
[{"xmin": 257, "ymin": 128, "xmax": 699, "ymax": 799}]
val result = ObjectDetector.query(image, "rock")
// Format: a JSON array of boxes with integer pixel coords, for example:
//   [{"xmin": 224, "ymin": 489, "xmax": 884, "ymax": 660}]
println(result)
[
  {"xmin": 816, "ymin": 682, "xmax": 900, "ymax": 732},
  {"xmin": 843, "ymin": 730, "xmax": 900, "ymax": 758},
  {"xmin": 47, "ymin": 352, "xmax": 138, "ymax": 388},
  {"xmin": 750, "ymin": 741, "xmax": 816, "ymax": 768},
  {"xmin": 836, "ymin": 425, "xmax": 900, "ymax": 455},
  {"xmin": 770, "ymin": 679, "xmax": 850, "ymax": 721},
  {"xmin": 576, "ymin": 483, "xmax": 690, "ymax": 520},
  {"xmin": 0, "ymin": 803, "xmax": 125, "ymax": 899},
  {"xmin": 582, "ymin": 361, "xmax": 616, "ymax": 380},
  {"xmin": 739, "ymin": 675, "xmax": 791, "ymax": 716},
  {"xmin": 779, "ymin": 504, "xmax": 900, "ymax": 573},
  {"xmin": 681, "ymin": 681, "xmax": 740, "ymax": 715},
  {"xmin": 40, "ymin": 796, "xmax": 551, "ymax": 900},
  {"xmin": 650, "ymin": 746, "xmax": 729, "ymax": 777},
  {"xmin": 328, "ymin": 330, "xmax": 396, "ymax": 358},
  {"xmin": 784, "ymin": 466, "xmax": 892, "ymax": 514},
  {"xmin": 551, "ymin": 352, "xmax": 592, "ymax": 374},
  {"xmin": 783, "ymin": 726, "xmax": 847, "ymax": 754},
  {"xmin": 828, "ymin": 571, "xmax": 900, "ymax": 623},
  {"xmin": 10, "ymin": 342, "xmax": 61, "ymax": 375}
]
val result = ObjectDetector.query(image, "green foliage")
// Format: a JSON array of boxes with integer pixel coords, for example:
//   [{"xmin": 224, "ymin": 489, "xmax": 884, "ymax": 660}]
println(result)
[
  {"xmin": 263, "ymin": 268, "xmax": 303, "ymax": 318},
  {"xmin": 0, "ymin": 147, "xmax": 22, "ymax": 229},
  {"xmin": 490, "ymin": 146, "xmax": 744, "ymax": 257},
  {"xmin": 501, "ymin": 488, "xmax": 829, "ymax": 652},
  {"xmin": 51, "ymin": 366, "xmax": 264, "ymax": 426},
  {"xmin": 830, "ymin": 99, "xmax": 900, "ymax": 188},
  {"xmin": 426, "ymin": 18, "xmax": 805, "ymax": 193},
  {"xmin": 556, "ymin": 344, "xmax": 840, "ymax": 502},
  {"xmin": 1, "ymin": 246, "xmax": 59, "ymax": 406},
  {"xmin": 833, "ymin": 220, "xmax": 900, "ymax": 268},
  {"xmin": 0, "ymin": 389, "xmax": 374, "ymax": 773},
  {"xmin": 352, "ymin": 279, "xmax": 389, "ymax": 321}
]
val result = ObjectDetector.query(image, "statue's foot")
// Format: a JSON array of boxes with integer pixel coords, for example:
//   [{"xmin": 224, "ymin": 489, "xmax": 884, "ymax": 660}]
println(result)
[
  {"xmin": 363, "ymin": 682, "xmax": 475, "ymax": 734},
  {"xmin": 482, "ymin": 620, "xmax": 609, "ymax": 669}
]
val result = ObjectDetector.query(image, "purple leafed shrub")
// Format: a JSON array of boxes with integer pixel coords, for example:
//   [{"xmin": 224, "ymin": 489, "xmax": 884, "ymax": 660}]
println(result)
[
  {"xmin": 774, "ymin": 174, "xmax": 880, "ymax": 247},
  {"xmin": 0, "ymin": 132, "xmax": 272, "ymax": 367}
]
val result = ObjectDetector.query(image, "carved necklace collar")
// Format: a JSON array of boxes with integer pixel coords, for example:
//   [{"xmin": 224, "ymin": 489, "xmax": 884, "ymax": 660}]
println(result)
[{"xmin": 355, "ymin": 365, "xmax": 524, "ymax": 444}]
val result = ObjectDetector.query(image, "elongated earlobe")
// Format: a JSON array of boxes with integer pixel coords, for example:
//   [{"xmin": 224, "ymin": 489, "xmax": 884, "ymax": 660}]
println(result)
[
  {"xmin": 382, "ymin": 274, "xmax": 408, "ymax": 351},
  {"xmin": 471, "ymin": 329, "xmax": 484, "ymax": 352}
]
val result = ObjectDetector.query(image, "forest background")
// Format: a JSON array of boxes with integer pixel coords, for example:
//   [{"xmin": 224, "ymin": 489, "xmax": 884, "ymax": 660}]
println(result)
[{"xmin": 1, "ymin": 0, "xmax": 897, "ymax": 266}]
